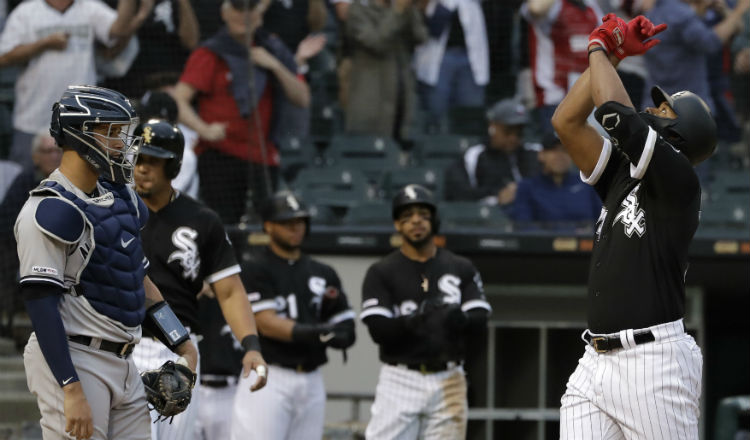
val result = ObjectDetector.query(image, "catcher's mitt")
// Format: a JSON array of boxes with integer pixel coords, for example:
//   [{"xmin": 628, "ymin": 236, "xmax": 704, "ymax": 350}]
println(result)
[{"xmin": 141, "ymin": 360, "xmax": 196, "ymax": 423}]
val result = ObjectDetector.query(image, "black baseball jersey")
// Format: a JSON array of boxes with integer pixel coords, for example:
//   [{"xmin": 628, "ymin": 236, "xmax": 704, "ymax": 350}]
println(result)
[
  {"xmin": 141, "ymin": 192, "xmax": 240, "ymax": 333},
  {"xmin": 241, "ymin": 247, "xmax": 355, "ymax": 369},
  {"xmin": 585, "ymin": 102, "xmax": 701, "ymax": 334},
  {"xmin": 197, "ymin": 295, "xmax": 244, "ymax": 376},
  {"xmin": 360, "ymin": 248, "xmax": 491, "ymax": 365}
]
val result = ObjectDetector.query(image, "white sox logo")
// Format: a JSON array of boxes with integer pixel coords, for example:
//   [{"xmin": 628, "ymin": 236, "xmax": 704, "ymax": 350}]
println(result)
[
  {"xmin": 168, "ymin": 227, "xmax": 200, "ymax": 280},
  {"xmin": 613, "ymin": 184, "xmax": 646, "ymax": 237},
  {"xmin": 437, "ymin": 274, "xmax": 461, "ymax": 304}
]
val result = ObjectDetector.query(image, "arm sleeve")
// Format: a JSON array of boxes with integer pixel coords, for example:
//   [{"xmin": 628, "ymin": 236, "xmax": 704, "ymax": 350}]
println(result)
[
  {"xmin": 90, "ymin": 0, "xmax": 118, "ymax": 45},
  {"xmin": 594, "ymin": 101, "xmax": 699, "ymax": 205},
  {"xmin": 180, "ymin": 48, "xmax": 219, "ymax": 93},
  {"xmin": 321, "ymin": 267, "xmax": 356, "ymax": 325},
  {"xmin": 458, "ymin": 260, "xmax": 492, "ymax": 314},
  {"xmin": 359, "ymin": 264, "xmax": 394, "ymax": 320},
  {"xmin": 202, "ymin": 212, "xmax": 241, "ymax": 284},
  {"xmin": 363, "ymin": 314, "xmax": 410, "ymax": 346},
  {"xmin": 22, "ymin": 284, "xmax": 79, "ymax": 387}
]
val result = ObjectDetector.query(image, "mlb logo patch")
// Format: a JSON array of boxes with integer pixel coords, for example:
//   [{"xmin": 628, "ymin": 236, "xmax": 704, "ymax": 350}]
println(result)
[{"xmin": 32, "ymin": 266, "xmax": 58, "ymax": 275}]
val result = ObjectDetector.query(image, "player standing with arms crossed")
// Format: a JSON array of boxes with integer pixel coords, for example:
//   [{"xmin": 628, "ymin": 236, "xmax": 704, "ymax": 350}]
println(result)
[
  {"xmin": 232, "ymin": 190, "xmax": 356, "ymax": 440},
  {"xmin": 15, "ymin": 86, "xmax": 198, "ymax": 440},
  {"xmin": 360, "ymin": 184, "xmax": 492, "ymax": 439},
  {"xmin": 551, "ymin": 14, "xmax": 714, "ymax": 439},
  {"xmin": 132, "ymin": 119, "xmax": 268, "ymax": 439}
]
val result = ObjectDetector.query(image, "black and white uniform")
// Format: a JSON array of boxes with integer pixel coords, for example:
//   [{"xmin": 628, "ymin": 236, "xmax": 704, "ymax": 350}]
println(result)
[
  {"xmin": 133, "ymin": 191, "xmax": 240, "ymax": 440},
  {"xmin": 195, "ymin": 295, "xmax": 244, "ymax": 440},
  {"xmin": 232, "ymin": 247, "xmax": 356, "ymax": 440},
  {"xmin": 360, "ymin": 248, "xmax": 492, "ymax": 439},
  {"xmin": 560, "ymin": 102, "xmax": 703, "ymax": 439}
]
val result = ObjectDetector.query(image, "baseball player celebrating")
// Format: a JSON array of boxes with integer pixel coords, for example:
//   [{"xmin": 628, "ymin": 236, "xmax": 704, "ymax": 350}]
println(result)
[
  {"xmin": 551, "ymin": 14, "xmax": 712, "ymax": 438},
  {"xmin": 14, "ymin": 85, "xmax": 198, "ymax": 440},
  {"xmin": 132, "ymin": 119, "xmax": 268, "ymax": 439},
  {"xmin": 232, "ymin": 190, "xmax": 356, "ymax": 440},
  {"xmin": 360, "ymin": 184, "xmax": 492, "ymax": 439}
]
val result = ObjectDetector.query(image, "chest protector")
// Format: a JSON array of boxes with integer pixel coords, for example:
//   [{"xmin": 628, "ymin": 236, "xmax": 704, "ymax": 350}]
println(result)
[{"xmin": 35, "ymin": 180, "xmax": 146, "ymax": 327}]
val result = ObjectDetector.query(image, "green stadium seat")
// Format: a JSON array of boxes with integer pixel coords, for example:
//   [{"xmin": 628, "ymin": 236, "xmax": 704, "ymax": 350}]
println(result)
[
  {"xmin": 412, "ymin": 134, "xmax": 478, "ymax": 169},
  {"xmin": 713, "ymin": 396, "xmax": 750, "ymax": 440},
  {"xmin": 292, "ymin": 166, "xmax": 371, "ymax": 209},
  {"xmin": 437, "ymin": 201, "xmax": 512, "ymax": 231},
  {"xmin": 325, "ymin": 134, "xmax": 403, "ymax": 181},
  {"xmin": 700, "ymin": 196, "xmax": 750, "ymax": 228},
  {"xmin": 342, "ymin": 201, "xmax": 393, "ymax": 226},
  {"xmin": 379, "ymin": 166, "xmax": 444, "ymax": 200},
  {"xmin": 277, "ymin": 136, "xmax": 321, "ymax": 183}
]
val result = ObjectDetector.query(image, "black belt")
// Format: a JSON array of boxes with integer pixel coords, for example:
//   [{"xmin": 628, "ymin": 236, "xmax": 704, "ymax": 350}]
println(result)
[
  {"xmin": 68, "ymin": 335, "xmax": 135, "ymax": 358},
  {"xmin": 275, "ymin": 363, "xmax": 319, "ymax": 373},
  {"xmin": 585, "ymin": 330, "xmax": 656, "ymax": 353},
  {"xmin": 201, "ymin": 379, "xmax": 231, "ymax": 388},
  {"xmin": 388, "ymin": 360, "xmax": 459, "ymax": 374}
]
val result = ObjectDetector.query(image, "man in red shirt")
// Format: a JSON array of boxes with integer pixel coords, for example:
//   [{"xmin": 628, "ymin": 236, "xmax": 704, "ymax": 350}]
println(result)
[{"xmin": 174, "ymin": 0, "xmax": 310, "ymax": 224}]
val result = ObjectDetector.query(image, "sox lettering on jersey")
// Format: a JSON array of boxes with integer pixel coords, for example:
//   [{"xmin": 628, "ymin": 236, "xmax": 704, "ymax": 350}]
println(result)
[
  {"xmin": 595, "ymin": 207, "xmax": 608, "ymax": 241},
  {"xmin": 168, "ymin": 227, "xmax": 201, "ymax": 280},
  {"xmin": 437, "ymin": 274, "xmax": 461, "ymax": 304},
  {"xmin": 613, "ymin": 184, "xmax": 646, "ymax": 237}
]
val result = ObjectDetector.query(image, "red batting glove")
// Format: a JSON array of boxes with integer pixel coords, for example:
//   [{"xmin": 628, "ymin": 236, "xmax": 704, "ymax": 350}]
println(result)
[
  {"xmin": 618, "ymin": 15, "xmax": 668, "ymax": 59},
  {"xmin": 588, "ymin": 13, "xmax": 628, "ymax": 57}
]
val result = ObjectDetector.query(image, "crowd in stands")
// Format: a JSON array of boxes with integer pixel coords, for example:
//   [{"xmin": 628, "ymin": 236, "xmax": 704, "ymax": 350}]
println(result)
[{"xmin": 0, "ymin": 0, "xmax": 748, "ymax": 233}]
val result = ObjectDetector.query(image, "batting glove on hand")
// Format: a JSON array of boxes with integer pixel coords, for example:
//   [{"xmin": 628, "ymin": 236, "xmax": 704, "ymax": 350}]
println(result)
[
  {"xmin": 589, "ymin": 13, "xmax": 628, "ymax": 57},
  {"xmin": 618, "ymin": 15, "xmax": 668, "ymax": 59}
]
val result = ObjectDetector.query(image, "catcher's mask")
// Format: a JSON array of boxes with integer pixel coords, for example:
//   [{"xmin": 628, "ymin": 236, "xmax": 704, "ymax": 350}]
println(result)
[
  {"xmin": 639, "ymin": 86, "xmax": 717, "ymax": 165},
  {"xmin": 134, "ymin": 119, "xmax": 185, "ymax": 179},
  {"xmin": 392, "ymin": 184, "xmax": 440, "ymax": 234},
  {"xmin": 260, "ymin": 190, "xmax": 311, "ymax": 235},
  {"xmin": 50, "ymin": 85, "xmax": 141, "ymax": 184}
]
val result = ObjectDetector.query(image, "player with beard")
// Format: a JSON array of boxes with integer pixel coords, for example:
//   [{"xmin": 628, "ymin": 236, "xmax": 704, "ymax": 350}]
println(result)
[
  {"xmin": 360, "ymin": 184, "xmax": 492, "ymax": 439},
  {"xmin": 232, "ymin": 189, "xmax": 355, "ymax": 440},
  {"xmin": 132, "ymin": 119, "xmax": 267, "ymax": 440}
]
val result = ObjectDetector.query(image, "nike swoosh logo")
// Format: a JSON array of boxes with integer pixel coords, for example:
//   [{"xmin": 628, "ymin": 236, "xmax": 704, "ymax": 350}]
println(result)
[
  {"xmin": 319, "ymin": 332, "xmax": 335, "ymax": 343},
  {"xmin": 121, "ymin": 237, "xmax": 135, "ymax": 248},
  {"xmin": 62, "ymin": 377, "xmax": 74, "ymax": 385}
]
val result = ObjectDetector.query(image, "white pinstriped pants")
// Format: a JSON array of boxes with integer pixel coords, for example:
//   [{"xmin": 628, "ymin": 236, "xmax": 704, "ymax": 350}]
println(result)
[
  {"xmin": 365, "ymin": 364, "xmax": 467, "ymax": 440},
  {"xmin": 131, "ymin": 335, "xmax": 201, "ymax": 440},
  {"xmin": 560, "ymin": 319, "xmax": 702, "ymax": 439}
]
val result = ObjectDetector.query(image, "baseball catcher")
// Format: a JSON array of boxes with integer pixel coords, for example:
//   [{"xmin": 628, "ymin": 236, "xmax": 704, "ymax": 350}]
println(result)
[{"xmin": 141, "ymin": 359, "xmax": 197, "ymax": 423}]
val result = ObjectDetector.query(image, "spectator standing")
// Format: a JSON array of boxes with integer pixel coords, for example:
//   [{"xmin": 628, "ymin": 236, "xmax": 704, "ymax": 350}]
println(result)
[
  {"xmin": 511, "ymin": 132, "xmax": 601, "ymax": 230},
  {"xmin": 415, "ymin": 0, "xmax": 489, "ymax": 132},
  {"xmin": 263, "ymin": 0, "xmax": 327, "ymax": 52},
  {"xmin": 102, "ymin": 0, "xmax": 200, "ymax": 99},
  {"xmin": 173, "ymin": 0, "xmax": 310, "ymax": 224},
  {"xmin": 521, "ymin": 0, "xmax": 602, "ymax": 134},
  {"xmin": 730, "ymin": 7, "xmax": 750, "ymax": 124},
  {"xmin": 360, "ymin": 184, "xmax": 491, "ymax": 439},
  {"xmin": 642, "ymin": 0, "xmax": 750, "ymax": 113},
  {"xmin": 234, "ymin": 190, "xmax": 355, "ymax": 440},
  {"xmin": 345, "ymin": 0, "xmax": 428, "ymax": 139},
  {"xmin": 0, "ymin": 0, "xmax": 153, "ymax": 169},
  {"xmin": 444, "ymin": 98, "xmax": 540, "ymax": 206}
]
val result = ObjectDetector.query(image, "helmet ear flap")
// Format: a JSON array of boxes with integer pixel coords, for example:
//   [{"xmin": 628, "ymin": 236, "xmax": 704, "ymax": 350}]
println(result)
[{"xmin": 50, "ymin": 103, "xmax": 65, "ymax": 146}]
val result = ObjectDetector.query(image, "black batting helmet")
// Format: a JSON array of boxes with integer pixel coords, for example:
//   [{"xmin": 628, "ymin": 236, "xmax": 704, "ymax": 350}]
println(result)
[
  {"xmin": 392, "ymin": 184, "xmax": 440, "ymax": 233},
  {"xmin": 134, "ymin": 119, "xmax": 185, "ymax": 179},
  {"xmin": 50, "ymin": 85, "xmax": 141, "ymax": 184},
  {"xmin": 645, "ymin": 86, "xmax": 717, "ymax": 165},
  {"xmin": 261, "ymin": 190, "xmax": 311, "ymax": 229}
]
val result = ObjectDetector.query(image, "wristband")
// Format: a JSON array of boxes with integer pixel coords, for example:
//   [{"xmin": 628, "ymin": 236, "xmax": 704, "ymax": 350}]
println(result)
[
  {"xmin": 241, "ymin": 334, "xmax": 262, "ymax": 353},
  {"xmin": 588, "ymin": 46, "xmax": 608, "ymax": 57}
]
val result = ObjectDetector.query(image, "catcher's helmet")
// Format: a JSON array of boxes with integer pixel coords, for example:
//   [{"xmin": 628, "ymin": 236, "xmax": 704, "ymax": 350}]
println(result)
[
  {"xmin": 392, "ymin": 184, "xmax": 440, "ymax": 233},
  {"xmin": 644, "ymin": 86, "xmax": 717, "ymax": 165},
  {"xmin": 134, "ymin": 119, "xmax": 185, "ymax": 179},
  {"xmin": 261, "ymin": 190, "xmax": 311, "ymax": 229},
  {"xmin": 50, "ymin": 85, "xmax": 141, "ymax": 184}
]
